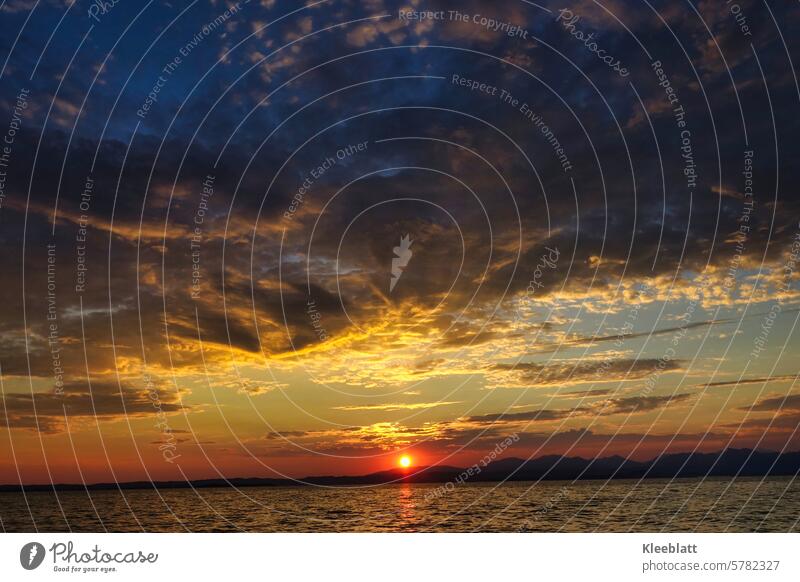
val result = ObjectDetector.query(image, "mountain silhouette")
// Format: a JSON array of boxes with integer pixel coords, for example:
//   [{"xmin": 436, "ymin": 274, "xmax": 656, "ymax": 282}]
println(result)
[{"xmin": 2, "ymin": 448, "xmax": 798, "ymax": 491}]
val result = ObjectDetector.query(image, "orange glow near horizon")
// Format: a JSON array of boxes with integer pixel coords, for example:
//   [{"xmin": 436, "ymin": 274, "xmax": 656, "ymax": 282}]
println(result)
[{"xmin": 399, "ymin": 455, "xmax": 412, "ymax": 468}]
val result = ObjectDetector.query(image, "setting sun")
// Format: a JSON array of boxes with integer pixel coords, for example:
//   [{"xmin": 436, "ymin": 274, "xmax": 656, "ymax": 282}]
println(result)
[{"xmin": 399, "ymin": 455, "xmax": 412, "ymax": 468}]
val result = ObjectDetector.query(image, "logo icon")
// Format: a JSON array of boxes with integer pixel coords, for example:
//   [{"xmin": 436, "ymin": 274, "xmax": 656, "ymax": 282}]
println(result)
[
  {"xmin": 20, "ymin": 542, "xmax": 45, "ymax": 570},
  {"xmin": 390, "ymin": 234, "xmax": 413, "ymax": 292}
]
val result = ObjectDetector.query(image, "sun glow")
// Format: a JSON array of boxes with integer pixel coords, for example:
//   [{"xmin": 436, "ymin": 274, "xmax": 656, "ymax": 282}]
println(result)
[{"xmin": 399, "ymin": 455, "xmax": 412, "ymax": 468}]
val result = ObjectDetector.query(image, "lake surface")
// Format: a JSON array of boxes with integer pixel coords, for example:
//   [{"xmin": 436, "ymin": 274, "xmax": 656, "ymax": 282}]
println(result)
[{"xmin": 2, "ymin": 478, "xmax": 798, "ymax": 532}]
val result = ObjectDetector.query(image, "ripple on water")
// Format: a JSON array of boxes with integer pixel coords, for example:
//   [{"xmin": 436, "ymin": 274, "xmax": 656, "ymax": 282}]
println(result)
[{"xmin": 1, "ymin": 477, "xmax": 798, "ymax": 532}]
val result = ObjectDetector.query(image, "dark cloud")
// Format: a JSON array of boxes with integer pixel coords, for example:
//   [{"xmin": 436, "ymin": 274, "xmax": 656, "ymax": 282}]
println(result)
[
  {"xmin": 492, "ymin": 358, "xmax": 683, "ymax": 386},
  {"xmin": 700, "ymin": 375, "xmax": 799, "ymax": 389},
  {"xmin": 0, "ymin": 381, "xmax": 185, "ymax": 434},
  {"xmin": 466, "ymin": 393, "xmax": 692, "ymax": 423},
  {"xmin": 743, "ymin": 394, "xmax": 800, "ymax": 413}
]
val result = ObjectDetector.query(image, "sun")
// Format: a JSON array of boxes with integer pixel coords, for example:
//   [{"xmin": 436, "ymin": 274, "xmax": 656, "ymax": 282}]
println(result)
[{"xmin": 399, "ymin": 455, "xmax": 412, "ymax": 468}]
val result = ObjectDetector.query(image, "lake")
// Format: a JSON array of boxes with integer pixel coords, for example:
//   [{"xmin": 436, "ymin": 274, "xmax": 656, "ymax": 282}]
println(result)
[{"xmin": 2, "ymin": 477, "xmax": 798, "ymax": 532}]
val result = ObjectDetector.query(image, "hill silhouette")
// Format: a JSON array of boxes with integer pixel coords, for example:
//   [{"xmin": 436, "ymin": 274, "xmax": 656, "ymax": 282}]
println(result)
[{"xmin": 2, "ymin": 448, "xmax": 798, "ymax": 492}]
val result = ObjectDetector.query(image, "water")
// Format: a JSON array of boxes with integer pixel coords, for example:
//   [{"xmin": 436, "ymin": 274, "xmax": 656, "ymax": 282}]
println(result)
[{"xmin": 2, "ymin": 478, "xmax": 798, "ymax": 532}]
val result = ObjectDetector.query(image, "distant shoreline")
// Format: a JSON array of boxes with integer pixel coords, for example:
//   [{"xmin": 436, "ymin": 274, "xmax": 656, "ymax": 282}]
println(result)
[{"xmin": 3, "ymin": 448, "xmax": 799, "ymax": 493}]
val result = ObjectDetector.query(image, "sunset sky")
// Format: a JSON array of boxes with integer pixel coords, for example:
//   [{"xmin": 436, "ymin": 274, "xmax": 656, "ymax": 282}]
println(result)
[{"xmin": 1, "ymin": 0, "xmax": 799, "ymax": 484}]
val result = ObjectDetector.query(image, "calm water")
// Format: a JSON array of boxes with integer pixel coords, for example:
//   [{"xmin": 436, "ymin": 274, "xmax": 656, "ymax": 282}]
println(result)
[{"xmin": 2, "ymin": 478, "xmax": 798, "ymax": 532}]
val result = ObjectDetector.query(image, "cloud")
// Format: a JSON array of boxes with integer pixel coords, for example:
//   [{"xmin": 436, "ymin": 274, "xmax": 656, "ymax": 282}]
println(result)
[
  {"xmin": 0, "ymin": 380, "xmax": 185, "ymax": 434},
  {"xmin": 466, "ymin": 393, "xmax": 693, "ymax": 424},
  {"xmin": 742, "ymin": 394, "xmax": 800, "ymax": 413},
  {"xmin": 258, "ymin": 393, "xmax": 694, "ymax": 457},
  {"xmin": 699, "ymin": 375, "xmax": 798, "ymax": 389},
  {"xmin": 532, "ymin": 317, "xmax": 737, "ymax": 353},
  {"xmin": 558, "ymin": 389, "xmax": 614, "ymax": 398},
  {"xmin": 490, "ymin": 358, "xmax": 683, "ymax": 388},
  {"xmin": 332, "ymin": 401, "xmax": 462, "ymax": 411}
]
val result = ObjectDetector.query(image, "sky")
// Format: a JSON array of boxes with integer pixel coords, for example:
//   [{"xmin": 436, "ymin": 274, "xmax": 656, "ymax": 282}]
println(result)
[{"xmin": 0, "ymin": 0, "xmax": 799, "ymax": 484}]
